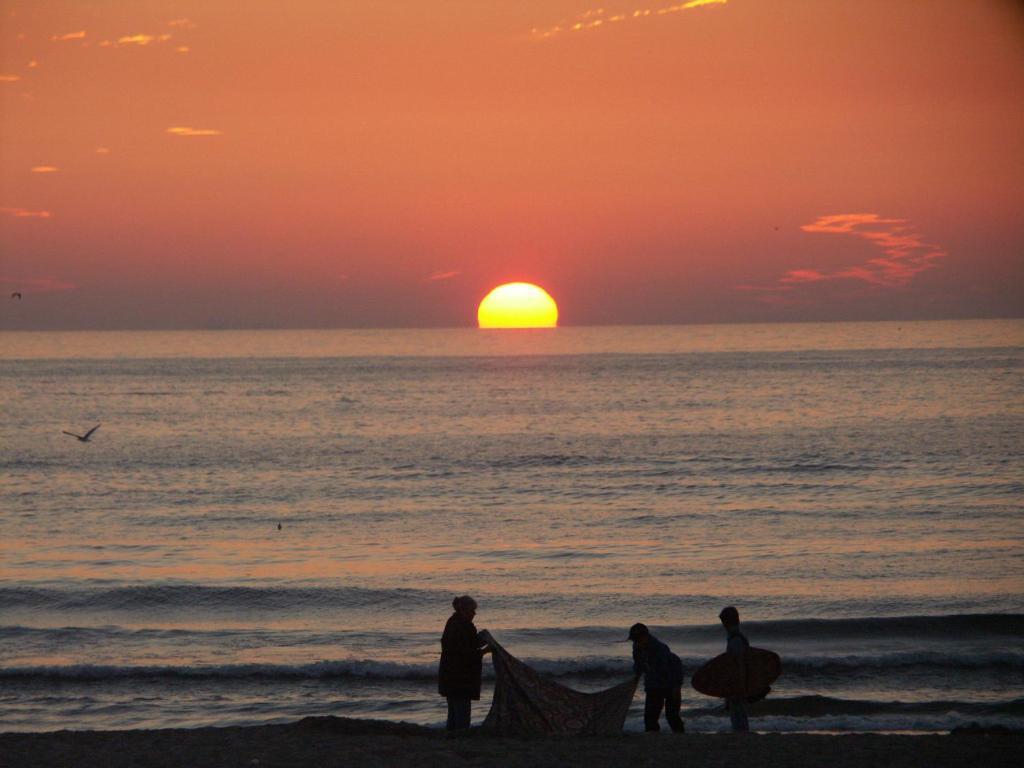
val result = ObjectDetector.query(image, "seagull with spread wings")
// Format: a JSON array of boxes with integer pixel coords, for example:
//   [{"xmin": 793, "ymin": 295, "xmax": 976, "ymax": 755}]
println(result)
[{"xmin": 63, "ymin": 424, "xmax": 101, "ymax": 442}]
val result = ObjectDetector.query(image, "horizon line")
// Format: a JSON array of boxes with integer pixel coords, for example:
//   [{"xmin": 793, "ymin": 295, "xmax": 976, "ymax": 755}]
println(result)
[{"xmin": 1, "ymin": 316, "xmax": 1021, "ymax": 333}]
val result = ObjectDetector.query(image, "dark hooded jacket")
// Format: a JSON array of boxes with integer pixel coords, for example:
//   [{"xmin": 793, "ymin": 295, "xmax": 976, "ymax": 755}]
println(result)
[
  {"xmin": 632, "ymin": 634, "xmax": 685, "ymax": 691},
  {"xmin": 438, "ymin": 612, "xmax": 484, "ymax": 699}
]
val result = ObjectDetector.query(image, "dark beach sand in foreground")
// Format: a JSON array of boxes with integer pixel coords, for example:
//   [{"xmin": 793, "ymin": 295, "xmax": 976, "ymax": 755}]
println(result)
[{"xmin": 1, "ymin": 717, "xmax": 1020, "ymax": 768}]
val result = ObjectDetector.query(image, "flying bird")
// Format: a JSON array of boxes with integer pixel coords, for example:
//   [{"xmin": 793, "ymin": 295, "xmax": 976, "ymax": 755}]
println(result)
[
  {"xmin": 63, "ymin": 424, "xmax": 101, "ymax": 442},
  {"xmin": 10, "ymin": 292, "xmax": 21, "ymax": 299}
]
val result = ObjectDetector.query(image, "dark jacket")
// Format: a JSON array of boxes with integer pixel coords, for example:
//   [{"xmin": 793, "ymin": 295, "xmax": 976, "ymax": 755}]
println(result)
[
  {"xmin": 438, "ymin": 612, "xmax": 484, "ymax": 700},
  {"xmin": 633, "ymin": 635, "xmax": 684, "ymax": 691}
]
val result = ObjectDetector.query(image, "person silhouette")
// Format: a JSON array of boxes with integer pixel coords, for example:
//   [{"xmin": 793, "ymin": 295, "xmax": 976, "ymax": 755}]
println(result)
[
  {"xmin": 438, "ymin": 595, "xmax": 491, "ymax": 733},
  {"xmin": 629, "ymin": 622, "xmax": 685, "ymax": 733},
  {"xmin": 719, "ymin": 606, "xmax": 750, "ymax": 732}
]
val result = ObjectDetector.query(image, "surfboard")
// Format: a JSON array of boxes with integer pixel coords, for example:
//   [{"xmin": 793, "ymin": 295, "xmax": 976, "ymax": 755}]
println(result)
[{"xmin": 691, "ymin": 648, "xmax": 781, "ymax": 699}]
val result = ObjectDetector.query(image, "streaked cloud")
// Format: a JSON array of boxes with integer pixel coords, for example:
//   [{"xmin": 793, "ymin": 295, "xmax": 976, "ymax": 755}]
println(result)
[
  {"xmin": 0, "ymin": 74, "xmax": 21, "ymax": 82},
  {"xmin": 739, "ymin": 213, "xmax": 947, "ymax": 300},
  {"xmin": 425, "ymin": 270, "xmax": 461, "ymax": 282},
  {"xmin": 95, "ymin": 147, "xmax": 111, "ymax": 154},
  {"xmin": 89, "ymin": 21, "xmax": 194, "ymax": 52},
  {"xmin": 0, "ymin": 275, "xmax": 76, "ymax": 292},
  {"xmin": 30, "ymin": 165, "xmax": 59, "ymax": 173},
  {"xmin": 51, "ymin": 30, "xmax": 86, "ymax": 42},
  {"xmin": 798, "ymin": 214, "xmax": 946, "ymax": 286},
  {"xmin": 98, "ymin": 33, "xmax": 175, "ymax": 48},
  {"xmin": 166, "ymin": 126, "xmax": 222, "ymax": 137},
  {"xmin": 118, "ymin": 33, "xmax": 172, "ymax": 46},
  {"xmin": 1, "ymin": 207, "xmax": 54, "ymax": 219},
  {"xmin": 532, "ymin": 0, "xmax": 727, "ymax": 40}
]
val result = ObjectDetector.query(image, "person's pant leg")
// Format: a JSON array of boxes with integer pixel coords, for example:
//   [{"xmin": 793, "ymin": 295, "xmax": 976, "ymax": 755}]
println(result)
[
  {"xmin": 664, "ymin": 685, "xmax": 685, "ymax": 733},
  {"xmin": 446, "ymin": 697, "xmax": 471, "ymax": 731},
  {"xmin": 644, "ymin": 688, "xmax": 666, "ymax": 732},
  {"xmin": 727, "ymin": 697, "xmax": 749, "ymax": 732},
  {"xmin": 446, "ymin": 698, "xmax": 457, "ymax": 731},
  {"xmin": 455, "ymin": 698, "xmax": 472, "ymax": 730}
]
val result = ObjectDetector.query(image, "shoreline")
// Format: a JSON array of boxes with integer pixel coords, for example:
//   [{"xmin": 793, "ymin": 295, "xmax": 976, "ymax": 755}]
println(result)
[{"xmin": 1, "ymin": 717, "xmax": 1020, "ymax": 768}]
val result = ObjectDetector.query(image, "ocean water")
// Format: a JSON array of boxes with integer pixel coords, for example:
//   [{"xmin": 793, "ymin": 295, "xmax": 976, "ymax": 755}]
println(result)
[{"xmin": 1, "ymin": 320, "xmax": 1022, "ymax": 733}]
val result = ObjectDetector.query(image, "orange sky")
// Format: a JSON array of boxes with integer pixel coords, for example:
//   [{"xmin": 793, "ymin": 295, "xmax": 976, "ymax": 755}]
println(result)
[{"xmin": 1, "ymin": 0, "xmax": 1022, "ymax": 329}]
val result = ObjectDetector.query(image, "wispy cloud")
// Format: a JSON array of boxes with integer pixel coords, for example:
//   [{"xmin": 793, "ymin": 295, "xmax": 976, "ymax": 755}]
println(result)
[
  {"xmin": 95, "ymin": 147, "xmax": 111, "ymax": 154},
  {"xmin": 167, "ymin": 126, "xmax": 222, "ymax": 137},
  {"xmin": 0, "ymin": 275, "xmax": 76, "ymax": 292},
  {"xmin": 797, "ymin": 214, "xmax": 946, "ymax": 286},
  {"xmin": 532, "ymin": 0, "xmax": 727, "ymax": 40},
  {"xmin": 99, "ymin": 33, "xmax": 173, "ymax": 48},
  {"xmin": 119, "ymin": 33, "xmax": 171, "ymax": 46},
  {"xmin": 51, "ymin": 30, "xmax": 86, "ymax": 42},
  {"xmin": 46, "ymin": 20, "xmax": 194, "ymax": 58},
  {"xmin": 30, "ymin": 165, "xmax": 59, "ymax": 173},
  {"xmin": 0, "ymin": 74, "xmax": 21, "ymax": 82},
  {"xmin": 739, "ymin": 213, "xmax": 947, "ymax": 301},
  {"xmin": 1, "ymin": 207, "xmax": 54, "ymax": 219},
  {"xmin": 425, "ymin": 270, "xmax": 461, "ymax": 282}
]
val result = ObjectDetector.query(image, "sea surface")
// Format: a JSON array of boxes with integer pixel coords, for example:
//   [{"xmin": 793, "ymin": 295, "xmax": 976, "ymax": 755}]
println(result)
[{"xmin": 1, "ymin": 320, "xmax": 1022, "ymax": 733}]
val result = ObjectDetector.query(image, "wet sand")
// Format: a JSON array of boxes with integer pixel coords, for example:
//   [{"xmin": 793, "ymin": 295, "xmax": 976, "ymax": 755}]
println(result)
[{"xmin": 1, "ymin": 717, "xmax": 1020, "ymax": 768}]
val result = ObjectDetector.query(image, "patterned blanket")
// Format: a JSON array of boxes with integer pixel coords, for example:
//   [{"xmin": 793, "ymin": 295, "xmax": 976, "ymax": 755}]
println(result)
[{"xmin": 479, "ymin": 630, "xmax": 638, "ymax": 735}]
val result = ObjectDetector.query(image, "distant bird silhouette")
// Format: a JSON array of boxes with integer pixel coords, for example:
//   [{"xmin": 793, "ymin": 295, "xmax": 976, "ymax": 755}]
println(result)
[
  {"xmin": 10, "ymin": 292, "xmax": 21, "ymax": 299},
  {"xmin": 63, "ymin": 424, "xmax": 100, "ymax": 442},
  {"xmin": 277, "ymin": 523, "xmax": 282, "ymax": 531}
]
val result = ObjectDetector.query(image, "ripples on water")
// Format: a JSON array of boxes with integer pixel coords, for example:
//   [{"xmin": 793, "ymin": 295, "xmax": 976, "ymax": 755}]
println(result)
[{"xmin": 1, "ymin": 321, "xmax": 1022, "ymax": 731}]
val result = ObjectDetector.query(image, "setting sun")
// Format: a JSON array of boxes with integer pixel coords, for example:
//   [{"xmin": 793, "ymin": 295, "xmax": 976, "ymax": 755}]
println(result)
[{"xmin": 477, "ymin": 283, "xmax": 559, "ymax": 329}]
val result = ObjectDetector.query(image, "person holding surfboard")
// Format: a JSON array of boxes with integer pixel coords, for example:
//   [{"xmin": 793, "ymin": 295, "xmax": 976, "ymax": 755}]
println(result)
[
  {"xmin": 628, "ymin": 622, "xmax": 686, "ymax": 733},
  {"xmin": 691, "ymin": 608, "xmax": 781, "ymax": 729},
  {"xmin": 719, "ymin": 606, "xmax": 750, "ymax": 732}
]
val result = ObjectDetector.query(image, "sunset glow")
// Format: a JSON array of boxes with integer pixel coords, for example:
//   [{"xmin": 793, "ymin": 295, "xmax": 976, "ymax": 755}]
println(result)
[
  {"xmin": 0, "ymin": 0, "xmax": 1021, "ymax": 329},
  {"xmin": 478, "ymin": 283, "xmax": 559, "ymax": 329},
  {"xmin": 1, "ymin": 0, "xmax": 1022, "ymax": 745}
]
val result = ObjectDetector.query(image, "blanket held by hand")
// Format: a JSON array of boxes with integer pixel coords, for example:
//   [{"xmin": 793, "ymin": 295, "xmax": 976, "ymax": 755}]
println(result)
[{"xmin": 479, "ymin": 630, "xmax": 638, "ymax": 735}]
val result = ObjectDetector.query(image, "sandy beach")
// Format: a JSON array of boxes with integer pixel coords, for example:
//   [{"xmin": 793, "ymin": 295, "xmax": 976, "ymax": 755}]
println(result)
[{"xmin": 1, "ymin": 717, "xmax": 1020, "ymax": 768}]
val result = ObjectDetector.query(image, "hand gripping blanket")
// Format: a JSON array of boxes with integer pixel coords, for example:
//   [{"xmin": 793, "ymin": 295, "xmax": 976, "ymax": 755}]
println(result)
[{"xmin": 479, "ymin": 630, "xmax": 638, "ymax": 735}]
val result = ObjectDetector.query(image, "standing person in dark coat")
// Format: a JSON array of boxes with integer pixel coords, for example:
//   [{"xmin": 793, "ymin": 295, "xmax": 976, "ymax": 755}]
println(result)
[
  {"xmin": 438, "ymin": 595, "xmax": 491, "ymax": 732},
  {"xmin": 629, "ymin": 622, "xmax": 686, "ymax": 733}
]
